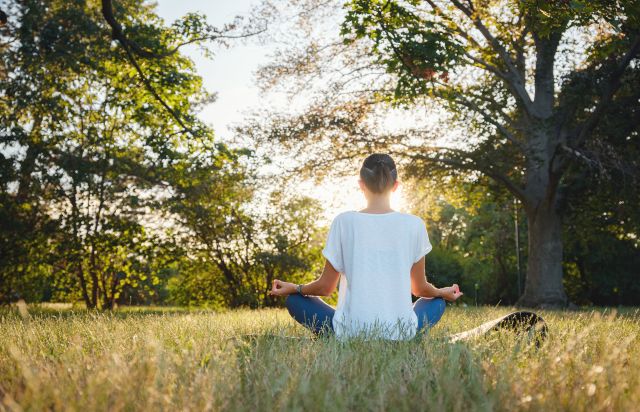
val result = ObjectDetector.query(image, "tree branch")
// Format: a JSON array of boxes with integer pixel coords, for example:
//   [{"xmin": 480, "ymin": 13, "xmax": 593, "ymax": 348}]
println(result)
[
  {"xmin": 446, "ymin": 91, "xmax": 527, "ymax": 153},
  {"xmin": 101, "ymin": 0, "xmax": 263, "ymax": 60},
  {"xmin": 462, "ymin": 51, "xmax": 507, "ymax": 78},
  {"xmin": 532, "ymin": 30, "xmax": 562, "ymax": 119},
  {"xmin": 424, "ymin": 0, "xmax": 515, "ymax": 83},
  {"xmin": 138, "ymin": 31, "xmax": 264, "ymax": 59},
  {"xmin": 446, "ymin": 0, "xmax": 535, "ymax": 114},
  {"xmin": 397, "ymin": 144, "xmax": 528, "ymax": 201},
  {"xmin": 101, "ymin": 0, "xmax": 195, "ymax": 136},
  {"xmin": 572, "ymin": 34, "xmax": 640, "ymax": 148}
]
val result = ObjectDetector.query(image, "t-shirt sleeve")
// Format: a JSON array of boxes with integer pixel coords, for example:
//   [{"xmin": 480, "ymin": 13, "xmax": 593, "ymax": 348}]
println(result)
[
  {"xmin": 322, "ymin": 216, "xmax": 345, "ymax": 273},
  {"xmin": 413, "ymin": 218, "xmax": 433, "ymax": 263}
]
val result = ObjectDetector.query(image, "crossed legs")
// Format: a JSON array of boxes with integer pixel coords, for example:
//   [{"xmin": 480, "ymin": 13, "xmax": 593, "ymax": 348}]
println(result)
[
  {"xmin": 285, "ymin": 294, "xmax": 335, "ymax": 336},
  {"xmin": 285, "ymin": 294, "xmax": 446, "ymax": 337},
  {"xmin": 413, "ymin": 297, "xmax": 446, "ymax": 336}
]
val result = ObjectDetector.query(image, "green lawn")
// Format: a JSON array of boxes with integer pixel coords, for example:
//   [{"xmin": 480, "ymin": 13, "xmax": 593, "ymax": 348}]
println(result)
[{"xmin": 0, "ymin": 305, "xmax": 638, "ymax": 411}]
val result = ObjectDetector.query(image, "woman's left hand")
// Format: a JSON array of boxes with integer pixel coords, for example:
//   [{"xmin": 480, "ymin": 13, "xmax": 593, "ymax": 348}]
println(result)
[
  {"xmin": 439, "ymin": 284, "xmax": 463, "ymax": 302},
  {"xmin": 269, "ymin": 279, "xmax": 297, "ymax": 296}
]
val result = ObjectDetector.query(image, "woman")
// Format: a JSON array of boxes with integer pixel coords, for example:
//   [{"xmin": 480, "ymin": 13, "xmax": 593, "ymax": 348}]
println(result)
[{"xmin": 269, "ymin": 153, "xmax": 463, "ymax": 340}]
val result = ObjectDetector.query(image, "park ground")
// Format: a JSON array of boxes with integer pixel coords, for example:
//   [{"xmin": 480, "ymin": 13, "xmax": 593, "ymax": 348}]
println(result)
[{"xmin": 0, "ymin": 304, "xmax": 639, "ymax": 411}]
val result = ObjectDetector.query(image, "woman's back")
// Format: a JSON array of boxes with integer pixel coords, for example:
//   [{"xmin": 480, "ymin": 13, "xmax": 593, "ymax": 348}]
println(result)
[{"xmin": 323, "ymin": 210, "xmax": 432, "ymax": 340}]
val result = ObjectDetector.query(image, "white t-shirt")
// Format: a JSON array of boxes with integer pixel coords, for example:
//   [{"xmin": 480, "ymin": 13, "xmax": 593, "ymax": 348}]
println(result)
[{"xmin": 322, "ymin": 210, "xmax": 433, "ymax": 340}]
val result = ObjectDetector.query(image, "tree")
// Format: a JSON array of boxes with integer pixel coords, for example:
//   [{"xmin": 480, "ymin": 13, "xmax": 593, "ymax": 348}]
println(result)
[
  {"xmin": 404, "ymin": 176, "xmax": 524, "ymax": 305},
  {"xmin": 167, "ymin": 151, "xmax": 325, "ymax": 308},
  {"xmin": 246, "ymin": 0, "xmax": 640, "ymax": 307},
  {"xmin": 561, "ymin": 140, "xmax": 640, "ymax": 306},
  {"xmin": 0, "ymin": 0, "xmax": 251, "ymax": 307}
]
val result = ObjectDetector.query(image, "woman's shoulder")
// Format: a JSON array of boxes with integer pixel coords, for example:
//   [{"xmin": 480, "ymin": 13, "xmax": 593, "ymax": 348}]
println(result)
[
  {"xmin": 334, "ymin": 210, "xmax": 424, "ymax": 225},
  {"xmin": 394, "ymin": 211, "xmax": 426, "ymax": 226},
  {"xmin": 332, "ymin": 210, "xmax": 357, "ymax": 223},
  {"xmin": 325, "ymin": 211, "xmax": 352, "ymax": 227},
  {"xmin": 404, "ymin": 211, "xmax": 425, "ymax": 222}
]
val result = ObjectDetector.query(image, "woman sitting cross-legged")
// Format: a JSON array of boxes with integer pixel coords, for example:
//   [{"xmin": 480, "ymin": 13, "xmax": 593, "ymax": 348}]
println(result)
[{"xmin": 269, "ymin": 153, "xmax": 463, "ymax": 341}]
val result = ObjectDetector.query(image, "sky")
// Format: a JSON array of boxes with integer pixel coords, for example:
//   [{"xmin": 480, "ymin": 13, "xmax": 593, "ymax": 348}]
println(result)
[{"xmin": 154, "ymin": 1, "xmax": 409, "ymax": 222}]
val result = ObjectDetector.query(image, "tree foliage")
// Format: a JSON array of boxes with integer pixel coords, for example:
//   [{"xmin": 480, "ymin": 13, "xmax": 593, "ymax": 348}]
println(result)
[
  {"xmin": 0, "ymin": 0, "xmax": 320, "ymax": 309},
  {"xmin": 246, "ymin": 0, "xmax": 640, "ymax": 307}
]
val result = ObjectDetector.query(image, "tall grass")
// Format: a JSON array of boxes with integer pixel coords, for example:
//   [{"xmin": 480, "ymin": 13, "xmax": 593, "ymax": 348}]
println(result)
[{"xmin": 0, "ymin": 305, "xmax": 638, "ymax": 411}]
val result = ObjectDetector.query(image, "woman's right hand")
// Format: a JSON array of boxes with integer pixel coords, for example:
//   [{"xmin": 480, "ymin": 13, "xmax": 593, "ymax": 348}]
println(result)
[
  {"xmin": 438, "ymin": 284, "xmax": 463, "ymax": 302},
  {"xmin": 269, "ymin": 279, "xmax": 297, "ymax": 296}
]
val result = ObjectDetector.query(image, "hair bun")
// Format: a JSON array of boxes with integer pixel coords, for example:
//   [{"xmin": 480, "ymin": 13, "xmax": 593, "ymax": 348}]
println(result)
[{"xmin": 359, "ymin": 153, "xmax": 397, "ymax": 194}]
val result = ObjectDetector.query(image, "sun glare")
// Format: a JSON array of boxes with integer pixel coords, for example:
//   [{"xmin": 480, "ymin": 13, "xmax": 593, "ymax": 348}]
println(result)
[{"xmin": 301, "ymin": 176, "xmax": 410, "ymax": 225}]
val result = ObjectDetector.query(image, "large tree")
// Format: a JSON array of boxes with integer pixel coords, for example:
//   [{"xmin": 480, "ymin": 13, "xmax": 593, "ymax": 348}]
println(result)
[
  {"xmin": 246, "ymin": 0, "xmax": 640, "ymax": 307},
  {"xmin": 168, "ymin": 153, "xmax": 326, "ymax": 308},
  {"xmin": 0, "ymin": 0, "xmax": 257, "ymax": 307}
]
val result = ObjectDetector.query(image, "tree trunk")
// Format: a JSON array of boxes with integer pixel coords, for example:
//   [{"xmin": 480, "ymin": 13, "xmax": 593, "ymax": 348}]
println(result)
[
  {"xmin": 91, "ymin": 269, "xmax": 99, "ymax": 309},
  {"xmin": 16, "ymin": 115, "xmax": 43, "ymax": 203},
  {"xmin": 518, "ymin": 202, "xmax": 568, "ymax": 307},
  {"xmin": 76, "ymin": 262, "xmax": 94, "ymax": 309}
]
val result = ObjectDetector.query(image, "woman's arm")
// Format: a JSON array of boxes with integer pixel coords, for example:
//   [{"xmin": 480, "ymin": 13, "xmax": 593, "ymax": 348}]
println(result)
[
  {"xmin": 269, "ymin": 260, "xmax": 341, "ymax": 297},
  {"xmin": 410, "ymin": 256, "xmax": 463, "ymax": 301}
]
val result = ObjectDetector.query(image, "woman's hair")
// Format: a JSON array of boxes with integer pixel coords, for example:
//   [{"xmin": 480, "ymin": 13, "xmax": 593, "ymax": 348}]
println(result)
[{"xmin": 359, "ymin": 153, "xmax": 398, "ymax": 193}]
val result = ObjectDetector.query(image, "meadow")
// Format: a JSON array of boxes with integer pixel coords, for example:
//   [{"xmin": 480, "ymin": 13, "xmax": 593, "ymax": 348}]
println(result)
[{"xmin": 0, "ymin": 304, "xmax": 638, "ymax": 412}]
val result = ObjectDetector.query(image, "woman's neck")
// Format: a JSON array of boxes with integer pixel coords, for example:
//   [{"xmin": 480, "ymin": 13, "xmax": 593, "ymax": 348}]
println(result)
[{"xmin": 360, "ymin": 194, "xmax": 393, "ymax": 214}]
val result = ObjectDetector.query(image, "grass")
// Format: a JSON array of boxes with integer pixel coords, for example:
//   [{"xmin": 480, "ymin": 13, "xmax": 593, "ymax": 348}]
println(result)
[{"xmin": 0, "ymin": 304, "xmax": 638, "ymax": 411}]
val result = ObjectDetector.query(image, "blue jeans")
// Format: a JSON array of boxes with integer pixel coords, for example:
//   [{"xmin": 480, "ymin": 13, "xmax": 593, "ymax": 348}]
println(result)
[{"xmin": 285, "ymin": 294, "xmax": 446, "ymax": 338}]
